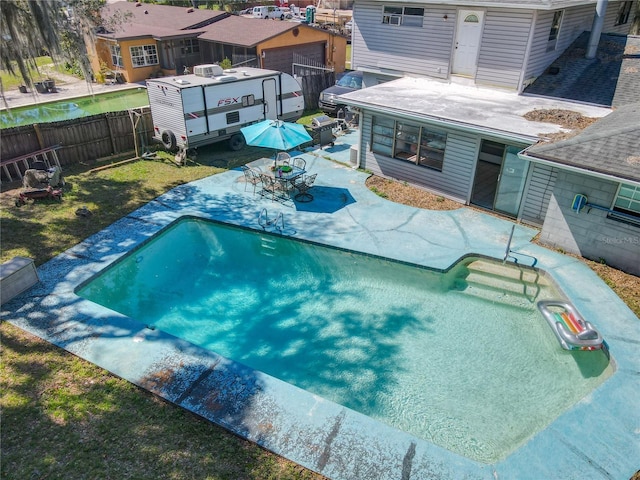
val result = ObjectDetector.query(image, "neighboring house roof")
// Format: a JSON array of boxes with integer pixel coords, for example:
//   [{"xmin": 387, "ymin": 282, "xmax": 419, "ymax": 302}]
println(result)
[
  {"xmin": 522, "ymin": 103, "xmax": 640, "ymax": 184},
  {"xmin": 197, "ymin": 16, "xmax": 303, "ymax": 47},
  {"xmin": 99, "ymin": 1, "xmax": 227, "ymax": 40},
  {"xmin": 340, "ymin": 76, "xmax": 610, "ymax": 144},
  {"xmin": 524, "ymin": 34, "xmax": 640, "ymax": 108},
  {"xmin": 367, "ymin": 0, "xmax": 602, "ymax": 9}
]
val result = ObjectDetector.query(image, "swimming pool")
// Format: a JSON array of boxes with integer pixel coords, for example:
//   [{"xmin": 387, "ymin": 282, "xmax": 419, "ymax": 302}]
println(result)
[
  {"xmin": 0, "ymin": 88, "xmax": 149, "ymax": 128},
  {"xmin": 76, "ymin": 217, "xmax": 614, "ymax": 464}
]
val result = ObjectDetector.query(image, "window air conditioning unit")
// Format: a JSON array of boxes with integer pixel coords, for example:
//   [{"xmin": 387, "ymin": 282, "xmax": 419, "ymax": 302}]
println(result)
[
  {"xmin": 193, "ymin": 64, "xmax": 224, "ymax": 77},
  {"xmin": 389, "ymin": 15, "xmax": 401, "ymax": 25}
]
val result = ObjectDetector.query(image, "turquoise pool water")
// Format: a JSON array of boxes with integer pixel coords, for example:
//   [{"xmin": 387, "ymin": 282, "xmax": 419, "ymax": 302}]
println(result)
[
  {"xmin": 0, "ymin": 88, "xmax": 149, "ymax": 128},
  {"xmin": 76, "ymin": 218, "xmax": 613, "ymax": 463}
]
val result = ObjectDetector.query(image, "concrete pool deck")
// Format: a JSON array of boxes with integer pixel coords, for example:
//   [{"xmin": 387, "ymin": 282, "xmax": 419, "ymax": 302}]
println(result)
[{"xmin": 2, "ymin": 131, "xmax": 639, "ymax": 479}]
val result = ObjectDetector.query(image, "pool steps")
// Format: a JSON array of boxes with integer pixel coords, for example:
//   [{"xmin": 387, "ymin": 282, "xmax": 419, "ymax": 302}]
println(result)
[
  {"xmin": 454, "ymin": 260, "xmax": 555, "ymax": 307},
  {"xmin": 260, "ymin": 236, "xmax": 277, "ymax": 256}
]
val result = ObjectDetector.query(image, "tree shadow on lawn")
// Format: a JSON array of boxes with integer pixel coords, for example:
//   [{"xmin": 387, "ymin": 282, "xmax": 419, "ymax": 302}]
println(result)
[{"xmin": 0, "ymin": 323, "xmax": 327, "ymax": 480}]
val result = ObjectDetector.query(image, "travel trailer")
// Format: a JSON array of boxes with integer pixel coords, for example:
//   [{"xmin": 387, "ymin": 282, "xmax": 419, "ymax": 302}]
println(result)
[{"xmin": 146, "ymin": 65, "xmax": 304, "ymax": 151}]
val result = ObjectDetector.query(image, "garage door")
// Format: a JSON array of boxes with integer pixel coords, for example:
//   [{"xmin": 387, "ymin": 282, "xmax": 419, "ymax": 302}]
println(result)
[{"xmin": 263, "ymin": 42, "xmax": 325, "ymax": 74}]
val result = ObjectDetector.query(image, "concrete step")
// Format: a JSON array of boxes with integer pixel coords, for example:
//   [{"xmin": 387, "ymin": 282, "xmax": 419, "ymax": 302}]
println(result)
[
  {"xmin": 452, "ymin": 282, "xmax": 540, "ymax": 309},
  {"xmin": 466, "ymin": 260, "xmax": 552, "ymax": 287},
  {"xmin": 452, "ymin": 259, "xmax": 553, "ymax": 305}
]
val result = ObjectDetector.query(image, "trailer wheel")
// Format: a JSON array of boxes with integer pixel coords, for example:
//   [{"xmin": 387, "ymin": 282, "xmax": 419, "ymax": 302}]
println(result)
[
  {"xmin": 161, "ymin": 130, "xmax": 177, "ymax": 150},
  {"xmin": 229, "ymin": 133, "xmax": 246, "ymax": 151}
]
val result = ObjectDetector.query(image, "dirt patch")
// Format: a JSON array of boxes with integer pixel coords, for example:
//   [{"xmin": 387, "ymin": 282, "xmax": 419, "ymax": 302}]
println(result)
[
  {"xmin": 523, "ymin": 108, "xmax": 599, "ymax": 142},
  {"xmin": 366, "ymin": 176, "xmax": 461, "ymax": 210}
]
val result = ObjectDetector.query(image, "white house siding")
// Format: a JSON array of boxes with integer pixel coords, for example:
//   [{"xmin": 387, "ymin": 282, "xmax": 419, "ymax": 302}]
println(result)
[
  {"xmin": 351, "ymin": 2, "xmax": 456, "ymax": 79},
  {"xmin": 539, "ymin": 170, "xmax": 640, "ymax": 276},
  {"xmin": 520, "ymin": 163, "xmax": 558, "ymax": 226},
  {"xmin": 475, "ymin": 9, "xmax": 534, "ymax": 89},
  {"xmin": 604, "ymin": 0, "xmax": 639, "ymax": 34},
  {"xmin": 359, "ymin": 111, "xmax": 478, "ymax": 201},
  {"xmin": 524, "ymin": 5, "xmax": 597, "ymax": 85}
]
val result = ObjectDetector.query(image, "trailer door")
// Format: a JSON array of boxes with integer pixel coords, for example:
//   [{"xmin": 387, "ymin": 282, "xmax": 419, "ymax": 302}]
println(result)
[
  {"xmin": 263, "ymin": 78, "xmax": 278, "ymax": 120},
  {"xmin": 182, "ymin": 86, "xmax": 208, "ymax": 136}
]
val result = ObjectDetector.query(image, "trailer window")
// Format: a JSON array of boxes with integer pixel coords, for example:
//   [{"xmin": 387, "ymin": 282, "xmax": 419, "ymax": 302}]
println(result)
[{"xmin": 242, "ymin": 95, "xmax": 255, "ymax": 107}]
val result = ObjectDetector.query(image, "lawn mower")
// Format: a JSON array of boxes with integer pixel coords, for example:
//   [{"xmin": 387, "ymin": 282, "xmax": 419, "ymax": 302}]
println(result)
[
  {"xmin": 15, "ymin": 163, "xmax": 65, "ymax": 207},
  {"xmin": 15, "ymin": 185, "xmax": 63, "ymax": 207}
]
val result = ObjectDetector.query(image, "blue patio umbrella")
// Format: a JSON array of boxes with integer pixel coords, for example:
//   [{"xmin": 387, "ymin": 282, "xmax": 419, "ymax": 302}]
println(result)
[{"xmin": 240, "ymin": 119, "xmax": 312, "ymax": 152}]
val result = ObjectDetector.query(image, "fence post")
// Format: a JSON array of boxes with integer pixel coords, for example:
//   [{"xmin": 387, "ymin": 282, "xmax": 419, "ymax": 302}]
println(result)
[
  {"xmin": 33, "ymin": 123, "xmax": 45, "ymax": 150},
  {"xmin": 105, "ymin": 114, "xmax": 118, "ymax": 154}
]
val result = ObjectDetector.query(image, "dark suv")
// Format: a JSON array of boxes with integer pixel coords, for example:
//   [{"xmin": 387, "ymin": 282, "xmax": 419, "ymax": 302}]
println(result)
[{"xmin": 318, "ymin": 70, "xmax": 363, "ymax": 115}]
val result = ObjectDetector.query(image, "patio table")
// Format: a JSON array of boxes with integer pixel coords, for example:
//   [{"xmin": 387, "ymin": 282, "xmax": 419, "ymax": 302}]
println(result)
[{"xmin": 267, "ymin": 164, "xmax": 305, "ymax": 194}]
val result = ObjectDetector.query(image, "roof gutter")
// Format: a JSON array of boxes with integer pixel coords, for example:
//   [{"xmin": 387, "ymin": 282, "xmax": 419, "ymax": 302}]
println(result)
[
  {"xmin": 518, "ymin": 149, "xmax": 640, "ymax": 187},
  {"xmin": 341, "ymin": 99, "xmax": 539, "ymax": 145}
]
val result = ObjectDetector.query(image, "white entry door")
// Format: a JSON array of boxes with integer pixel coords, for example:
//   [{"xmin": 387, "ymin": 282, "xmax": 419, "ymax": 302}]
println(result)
[{"xmin": 452, "ymin": 10, "xmax": 484, "ymax": 76}]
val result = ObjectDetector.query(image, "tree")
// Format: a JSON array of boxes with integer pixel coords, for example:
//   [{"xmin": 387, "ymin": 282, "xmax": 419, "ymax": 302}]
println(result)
[{"xmin": 0, "ymin": 0, "xmax": 106, "ymax": 88}]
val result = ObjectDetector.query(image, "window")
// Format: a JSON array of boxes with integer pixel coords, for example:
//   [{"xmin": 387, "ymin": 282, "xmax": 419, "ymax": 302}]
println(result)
[
  {"xmin": 110, "ymin": 44, "xmax": 123, "ymax": 68},
  {"xmin": 382, "ymin": 6, "xmax": 424, "ymax": 27},
  {"xmin": 130, "ymin": 44, "xmax": 159, "ymax": 67},
  {"xmin": 616, "ymin": 1, "xmax": 633, "ymax": 25},
  {"xmin": 547, "ymin": 10, "xmax": 563, "ymax": 51},
  {"xmin": 181, "ymin": 39, "xmax": 200, "ymax": 55},
  {"xmin": 609, "ymin": 183, "xmax": 640, "ymax": 226},
  {"xmin": 242, "ymin": 94, "xmax": 255, "ymax": 107},
  {"xmin": 371, "ymin": 116, "xmax": 446, "ymax": 171}
]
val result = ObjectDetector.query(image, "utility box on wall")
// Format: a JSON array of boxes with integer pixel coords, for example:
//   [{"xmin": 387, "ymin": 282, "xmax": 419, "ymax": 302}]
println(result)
[{"xmin": 0, "ymin": 257, "xmax": 39, "ymax": 305}]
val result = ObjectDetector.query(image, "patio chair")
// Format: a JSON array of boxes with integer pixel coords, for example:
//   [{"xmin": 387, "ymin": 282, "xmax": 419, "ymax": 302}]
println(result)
[
  {"xmin": 292, "ymin": 157, "xmax": 306, "ymax": 170},
  {"xmin": 259, "ymin": 173, "xmax": 286, "ymax": 201},
  {"xmin": 275, "ymin": 151, "xmax": 291, "ymax": 167},
  {"xmin": 241, "ymin": 165, "xmax": 262, "ymax": 194},
  {"xmin": 294, "ymin": 173, "xmax": 317, "ymax": 202}
]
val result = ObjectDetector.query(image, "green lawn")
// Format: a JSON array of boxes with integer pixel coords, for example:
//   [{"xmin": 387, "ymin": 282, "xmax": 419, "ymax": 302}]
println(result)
[
  {"xmin": 0, "ymin": 145, "xmax": 327, "ymax": 479},
  {"xmin": 1, "ymin": 56, "xmax": 76, "ymax": 89}
]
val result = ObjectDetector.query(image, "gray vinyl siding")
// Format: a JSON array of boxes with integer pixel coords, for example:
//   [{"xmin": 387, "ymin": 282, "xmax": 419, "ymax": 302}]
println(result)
[
  {"xmin": 351, "ymin": 2, "xmax": 456, "ymax": 79},
  {"xmin": 359, "ymin": 111, "xmax": 477, "ymax": 201},
  {"xmin": 475, "ymin": 9, "xmax": 534, "ymax": 89},
  {"xmin": 520, "ymin": 163, "xmax": 558, "ymax": 226},
  {"xmin": 539, "ymin": 170, "xmax": 640, "ymax": 275},
  {"xmin": 524, "ymin": 5, "xmax": 594, "ymax": 83},
  {"xmin": 604, "ymin": 0, "xmax": 638, "ymax": 34}
]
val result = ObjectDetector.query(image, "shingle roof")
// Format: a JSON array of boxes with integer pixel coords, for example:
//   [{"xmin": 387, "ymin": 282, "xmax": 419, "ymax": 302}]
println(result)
[
  {"xmin": 100, "ymin": 1, "xmax": 227, "ymax": 39},
  {"xmin": 196, "ymin": 16, "xmax": 302, "ymax": 47},
  {"xmin": 524, "ymin": 33, "xmax": 640, "ymax": 108},
  {"xmin": 523, "ymin": 103, "xmax": 640, "ymax": 183}
]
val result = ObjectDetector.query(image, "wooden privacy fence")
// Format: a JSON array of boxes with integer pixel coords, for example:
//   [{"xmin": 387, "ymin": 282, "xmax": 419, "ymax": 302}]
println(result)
[
  {"xmin": 298, "ymin": 71, "xmax": 336, "ymax": 111},
  {"xmin": 1, "ymin": 107, "xmax": 153, "ymax": 182},
  {"xmin": 0, "ymin": 70, "xmax": 332, "ymax": 183}
]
